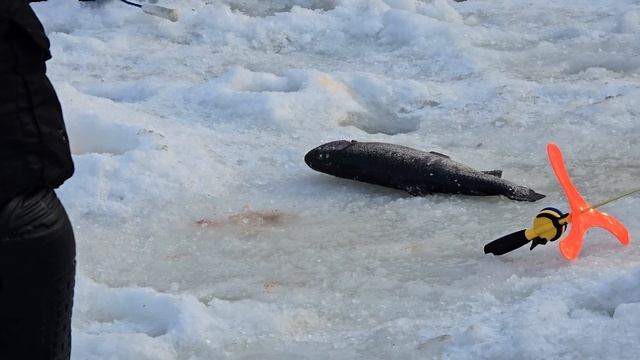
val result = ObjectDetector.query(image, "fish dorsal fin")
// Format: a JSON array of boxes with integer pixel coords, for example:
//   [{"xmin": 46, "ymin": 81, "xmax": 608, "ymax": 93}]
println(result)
[
  {"xmin": 429, "ymin": 151, "xmax": 450, "ymax": 159},
  {"xmin": 482, "ymin": 170, "xmax": 503, "ymax": 178}
]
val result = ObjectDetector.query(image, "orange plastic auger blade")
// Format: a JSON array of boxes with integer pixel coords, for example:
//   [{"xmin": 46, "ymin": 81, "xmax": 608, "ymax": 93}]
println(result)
[{"xmin": 547, "ymin": 143, "xmax": 629, "ymax": 260}]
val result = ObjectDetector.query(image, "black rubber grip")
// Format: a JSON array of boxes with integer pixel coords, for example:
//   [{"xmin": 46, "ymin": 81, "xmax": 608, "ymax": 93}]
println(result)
[{"xmin": 484, "ymin": 229, "xmax": 530, "ymax": 255}]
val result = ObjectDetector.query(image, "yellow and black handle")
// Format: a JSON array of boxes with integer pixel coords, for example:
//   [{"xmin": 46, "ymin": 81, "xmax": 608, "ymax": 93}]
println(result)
[{"xmin": 484, "ymin": 208, "xmax": 569, "ymax": 255}]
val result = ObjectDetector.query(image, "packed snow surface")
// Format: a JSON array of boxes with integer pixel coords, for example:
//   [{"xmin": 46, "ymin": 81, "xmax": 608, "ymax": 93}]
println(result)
[{"xmin": 33, "ymin": 0, "xmax": 640, "ymax": 358}]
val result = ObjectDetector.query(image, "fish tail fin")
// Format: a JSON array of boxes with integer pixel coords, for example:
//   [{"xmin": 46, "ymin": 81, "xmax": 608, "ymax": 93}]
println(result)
[
  {"xmin": 482, "ymin": 170, "xmax": 503, "ymax": 178},
  {"xmin": 506, "ymin": 187, "xmax": 546, "ymax": 202}
]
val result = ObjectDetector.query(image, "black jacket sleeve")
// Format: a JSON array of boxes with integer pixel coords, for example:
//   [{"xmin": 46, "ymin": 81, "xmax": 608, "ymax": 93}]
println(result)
[{"xmin": 0, "ymin": 0, "xmax": 74, "ymax": 205}]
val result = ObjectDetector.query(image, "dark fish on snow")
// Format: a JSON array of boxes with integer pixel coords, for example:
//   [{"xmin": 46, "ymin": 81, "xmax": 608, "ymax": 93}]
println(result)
[{"xmin": 304, "ymin": 140, "xmax": 545, "ymax": 202}]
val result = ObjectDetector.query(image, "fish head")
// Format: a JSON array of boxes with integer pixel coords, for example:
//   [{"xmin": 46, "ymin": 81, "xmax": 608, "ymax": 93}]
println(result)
[{"xmin": 304, "ymin": 140, "xmax": 356, "ymax": 172}]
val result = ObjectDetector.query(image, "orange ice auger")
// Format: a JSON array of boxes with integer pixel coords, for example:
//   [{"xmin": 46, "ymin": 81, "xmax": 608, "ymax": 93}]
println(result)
[{"xmin": 484, "ymin": 143, "xmax": 635, "ymax": 260}]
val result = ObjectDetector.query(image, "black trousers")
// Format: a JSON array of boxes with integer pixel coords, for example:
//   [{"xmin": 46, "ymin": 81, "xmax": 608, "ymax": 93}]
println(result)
[{"xmin": 0, "ymin": 188, "xmax": 76, "ymax": 360}]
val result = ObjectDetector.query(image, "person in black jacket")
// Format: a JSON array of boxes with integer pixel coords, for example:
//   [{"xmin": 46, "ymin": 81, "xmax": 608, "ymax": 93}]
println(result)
[{"xmin": 0, "ymin": 1, "xmax": 76, "ymax": 359}]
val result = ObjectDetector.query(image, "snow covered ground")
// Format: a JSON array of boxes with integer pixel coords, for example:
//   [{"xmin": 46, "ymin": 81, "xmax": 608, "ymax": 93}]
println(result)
[{"xmin": 32, "ymin": 0, "xmax": 640, "ymax": 358}]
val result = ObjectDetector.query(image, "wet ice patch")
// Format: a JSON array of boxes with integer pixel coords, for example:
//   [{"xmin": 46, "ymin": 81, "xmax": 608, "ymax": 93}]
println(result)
[
  {"xmin": 73, "ymin": 276, "xmax": 228, "ymax": 359},
  {"xmin": 33, "ymin": 0, "xmax": 135, "ymax": 34},
  {"xmin": 613, "ymin": 302, "xmax": 640, "ymax": 327},
  {"xmin": 31, "ymin": 0, "xmax": 89, "ymax": 34},
  {"xmin": 49, "ymin": 32, "xmax": 108, "ymax": 58},
  {"xmin": 56, "ymin": 83, "xmax": 156, "ymax": 155},
  {"xmin": 565, "ymin": 53, "xmax": 640, "ymax": 75},
  {"xmin": 73, "ymin": 276, "xmax": 330, "ymax": 359},
  {"xmin": 571, "ymin": 268, "xmax": 640, "ymax": 318},
  {"xmin": 616, "ymin": 10, "xmax": 640, "ymax": 33},
  {"xmin": 66, "ymin": 115, "xmax": 141, "ymax": 155},
  {"xmin": 78, "ymin": 81, "xmax": 162, "ymax": 103},
  {"xmin": 466, "ymin": 3, "xmax": 640, "ymax": 80},
  {"xmin": 221, "ymin": 0, "xmax": 338, "ymax": 16},
  {"xmin": 433, "ymin": 268, "xmax": 640, "ymax": 359}
]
